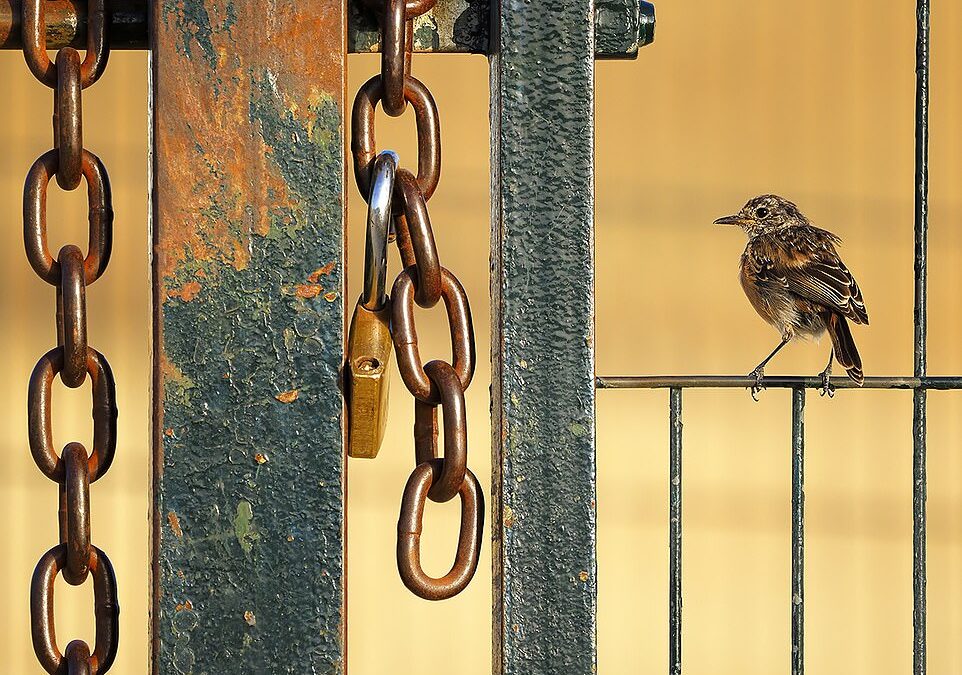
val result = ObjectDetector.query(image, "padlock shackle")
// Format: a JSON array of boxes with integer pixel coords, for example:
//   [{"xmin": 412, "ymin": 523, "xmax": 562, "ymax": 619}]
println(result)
[{"xmin": 362, "ymin": 150, "xmax": 398, "ymax": 311}]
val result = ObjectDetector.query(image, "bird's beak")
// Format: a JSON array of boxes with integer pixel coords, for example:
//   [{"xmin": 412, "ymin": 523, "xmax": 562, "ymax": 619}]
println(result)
[{"xmin": 714, "ymin": 214, "xmax": 746, "ymax": 226}]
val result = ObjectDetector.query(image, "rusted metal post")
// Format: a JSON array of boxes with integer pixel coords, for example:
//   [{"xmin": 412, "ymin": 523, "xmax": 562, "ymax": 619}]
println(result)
[
  {"xmin": 150, "ymin": 1, "xmax": 346, "ymax": 672},
  {"xmin": 491, "ymin": 0, "xmax": 598, "ymax": 671}
]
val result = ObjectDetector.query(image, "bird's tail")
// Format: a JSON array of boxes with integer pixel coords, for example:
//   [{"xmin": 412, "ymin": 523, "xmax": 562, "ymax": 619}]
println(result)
[{"xmin": 826, "ymin": 313, "xmax": 863, "ymax": 385}]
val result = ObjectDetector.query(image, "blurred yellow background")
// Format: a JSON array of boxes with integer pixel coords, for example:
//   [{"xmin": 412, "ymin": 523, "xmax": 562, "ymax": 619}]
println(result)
[{"xmin": 2, "ymin": 1, "xmax": 961, "ymax": 673}]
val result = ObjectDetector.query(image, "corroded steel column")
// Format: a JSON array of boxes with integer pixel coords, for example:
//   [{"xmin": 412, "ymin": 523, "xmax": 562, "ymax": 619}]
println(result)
[
  {"xmin": 150, "ymin": 2, "xmax": 346, "ymax": 672},
  {"xmin": 491, "ymin": 0, "xmax": 597, "ymax": 672}
]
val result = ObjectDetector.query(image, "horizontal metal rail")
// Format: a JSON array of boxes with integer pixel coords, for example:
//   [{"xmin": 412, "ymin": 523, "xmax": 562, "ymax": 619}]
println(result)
[
  {"xmin": 0, "ymin": 0, "xmax": 655, "ymax": 58},
  {"xmin": 596, "ymin": 375, "xmax": 962, "ymax": 390}
]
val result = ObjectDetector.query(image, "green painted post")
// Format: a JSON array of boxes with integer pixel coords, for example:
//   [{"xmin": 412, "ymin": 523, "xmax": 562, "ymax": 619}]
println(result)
[
  {"xmin": 491, "ymin": 0, "xmax": 598, "ymax": 672},
  {"xmin": 150, "ymin": 2, "xmax": 346, "ymax": 672}
]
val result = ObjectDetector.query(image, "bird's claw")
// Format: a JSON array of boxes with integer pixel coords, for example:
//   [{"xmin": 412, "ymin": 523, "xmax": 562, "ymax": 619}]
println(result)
[
  {"xmin": 749, "ymin": 367, "xmax": 766, "ymax": 401},
  {"xmin": 818, "ymin": 370, "xmax": 835, "ymax": 398}
]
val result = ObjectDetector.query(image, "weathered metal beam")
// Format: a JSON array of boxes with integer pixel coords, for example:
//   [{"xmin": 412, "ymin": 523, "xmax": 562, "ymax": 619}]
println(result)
[
  {"xmin": 150, "ymin": 1, "xmax": 346, "ymax": 672},
  {"xmin": 0, "ymin": 0, "xmax": 655, "ymax": 57},
  {"xmin": 912, "ymin": 1, "xmax": 930, "ymax": 672},
  {"xmin": 491, "ymin": 0, "xmax": 597, "ymax": 672},
  {"xmin": 668, "ymin": 389, "xmax": 682, "ymax": 675},
  {"xmin": 350, "ymin": 0, "xmax": 655, "ymax": 58}
]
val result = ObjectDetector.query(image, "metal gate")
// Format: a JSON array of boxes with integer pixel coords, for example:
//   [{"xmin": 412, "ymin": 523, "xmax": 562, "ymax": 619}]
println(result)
[{"xmin": 1, "ymin": 0, "xmax": 952, "ymax": 673}]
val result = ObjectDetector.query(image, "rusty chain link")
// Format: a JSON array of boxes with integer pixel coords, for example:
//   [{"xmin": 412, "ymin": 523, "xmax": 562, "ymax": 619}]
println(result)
[
  {"xmin": 350, "ymin": 0, "xmax": 484, "ymax": 601},
  {"xmin": 21, "ymin": 1, "xmax": 120, "ymax": 670}
]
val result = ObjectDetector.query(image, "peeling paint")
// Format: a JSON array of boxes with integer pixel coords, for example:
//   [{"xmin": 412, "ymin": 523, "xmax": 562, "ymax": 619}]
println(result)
[
  {"xmin": 308, "ymin": 262, "xmax": 337, "ymax": 282},
  {"xmin": 170, "ymin": 280, "xmax": 203, "ymax": 302},
  {"xmin": 274, "ymin": 389, "xmax": 299, "ymax": 404},
  {"xmin": 153, "ymin": 0, "xmax": 345, "ymax": 669},
  {"xmin": 294, "ymin": 283, "xmax": 323, "ymax": 299},
  {"xmin": 233, "ymin": 500, "xmax": 258, "ymax": 555},
  {"xmin": 504, "ymin": 504, "xmax": 517, "ymax": 528},
  {"xmin": 168, "ymin": 512, "xmax": 184, "ymax": 538}
]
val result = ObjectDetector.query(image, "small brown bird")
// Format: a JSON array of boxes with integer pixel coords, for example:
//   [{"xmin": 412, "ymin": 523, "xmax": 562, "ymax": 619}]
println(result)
[{"xmin": 715, "ymin": 195, "xmax": 869, "ymax": 395}]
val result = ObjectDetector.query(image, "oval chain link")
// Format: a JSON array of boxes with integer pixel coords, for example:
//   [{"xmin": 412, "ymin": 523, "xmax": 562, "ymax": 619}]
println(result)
[
  {"xmin": 381, "ymin": 0, "xmax": 409, "ymax": 116},
  {"xmin": 29, "ymin": 347, "xmax": 118, "ymax": 482},
  {"xmin": 22, "ymin": 0, "xmax": 108, "ymax": 88},
  {"xmin": 22, "ymin": 2, "xmax": 118, "ymax": 670},
  {"xmin": 25, "ymin": 149, "xmax": 113, "ymax": 286},
  {"xmin": 31, "ymin": 545, "xmax": 119, "ymax": 674},
  {"xmin": 352, "ymin": 0, "xmax": 483, "ymax": 600},
  {"xmin": 392, "ymin": 267, "xmax": 475, "ymax": 403},
  {"xmin": 414, "ymin": 361, "xmax": 468, "ymax": 503},
  {"xmin": 58, "ymin": 245, "xmax": 89, "ymax": 388},
  {"xmin": 393, "ymin": 168, "xmax": 441, "ymax": 307},
  {"xmin": 352, "ymin": 74, "xmax": 441, "ymax": 202},
  {"xmin": 397, "ymin": 460, "xmax": 484, "ymax": 601},
  {"xmin": 54, "ymin": 48, "xmax": 84, "ymax": 190}
]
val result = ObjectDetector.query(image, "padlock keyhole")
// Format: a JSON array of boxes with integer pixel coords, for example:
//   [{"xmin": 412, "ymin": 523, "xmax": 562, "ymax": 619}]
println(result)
[{"xmin": 356, "ymin": 357, "xmax": 382, "ymax": 373}]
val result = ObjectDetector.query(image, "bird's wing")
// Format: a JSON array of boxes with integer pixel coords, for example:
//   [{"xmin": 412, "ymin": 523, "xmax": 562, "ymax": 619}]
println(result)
[{"xmin": 784, "ymin": 253, "xmax": 869, "ymax": 324}]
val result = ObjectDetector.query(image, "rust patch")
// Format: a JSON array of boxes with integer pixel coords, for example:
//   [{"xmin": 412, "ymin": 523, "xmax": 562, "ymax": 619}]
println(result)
[
  {"xmin": 295, "ymin": 283, "xmax": 323, "ymax": 299},
  {"xmin": 175, "ymin": 599, "xmax": 194, "ymax": 612},
  {"xmin": 504, "ymin": 505, "xmax": 517, "ymax": 528},
  {"xmin": 308, "ymin": 262, "xmax": 337, "ymax": 282},
  {"xmin": 275, "ymin": 389, "xmax": 299, "ymax": 404},
  {"xmin": 153, "ymin": 0, "xmax": 342, "ymax": 293},
  {"xmin": 170, "ymin": 280, "xmax": 203, "ymax": 302},
  {"xmin": 168, "ymin": 512, "xmax": 184, "ymax": 538}
]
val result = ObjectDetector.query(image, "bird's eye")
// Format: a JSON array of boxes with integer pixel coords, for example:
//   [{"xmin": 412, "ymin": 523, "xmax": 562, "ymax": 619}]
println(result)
[{"xmin": 755, "ymin": 207, "xmax": 769, "ymax": 219}]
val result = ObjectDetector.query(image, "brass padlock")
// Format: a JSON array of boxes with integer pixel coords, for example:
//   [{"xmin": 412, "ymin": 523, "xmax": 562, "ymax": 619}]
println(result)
[
  {"xmin": 347, "ymin": 150, "xmax": 397, "ymax": 458},
  {"xmin": 347, "ymin": 300, "xmax": 393, "ymax": 458}
]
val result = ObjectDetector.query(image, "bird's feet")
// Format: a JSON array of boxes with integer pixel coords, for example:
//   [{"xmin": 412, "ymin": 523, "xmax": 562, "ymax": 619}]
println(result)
[
  {"xmin": 748, "ymin": 367, "xmax": 766, "ymax": 401},
  {"xmin": 818, "ymin": 366, "xmax": 835, "ymax": 398}
]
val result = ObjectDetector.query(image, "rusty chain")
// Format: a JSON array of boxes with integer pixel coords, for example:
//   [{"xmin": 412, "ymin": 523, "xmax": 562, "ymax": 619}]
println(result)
[
  {"xmin": 349, "ymin": 0, "xmax": 483, "ymax": 601},
  {"xmin": 22, "ymin": 1, "xmax": 120, "ymax": 671}
]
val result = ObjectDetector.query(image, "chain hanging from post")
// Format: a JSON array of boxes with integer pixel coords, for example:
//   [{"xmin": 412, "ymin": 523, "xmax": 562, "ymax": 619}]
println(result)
[
  {"xmin": 348, "ymin": 0, "xmax": 483, "ymax": 601},
  {"xmin": 21, "ymin": 1, "xmax": 120, "ymax": 671}
]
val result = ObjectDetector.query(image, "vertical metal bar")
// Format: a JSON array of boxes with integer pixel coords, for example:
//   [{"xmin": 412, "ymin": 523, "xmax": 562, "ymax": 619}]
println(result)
[
  {"xmin": 669, "ymin": 388, "xmax": 682, "ymax": 675},
  {"xmin": 150, "ymin": 2, "xmax": 346, "ymax": 672},
  {"xmin": 490, "ymin": 0, "xmax": 596, "ymax": 671},
  {"xmin": 913, "ymin": 1, "xmax": 930, "ymax": 672},
  {"xmin": 791, "ymin": 388, "xmax": 805, "ymax": 675}
]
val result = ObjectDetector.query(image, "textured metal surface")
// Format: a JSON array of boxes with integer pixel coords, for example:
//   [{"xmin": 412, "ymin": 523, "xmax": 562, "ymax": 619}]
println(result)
[
  {"xmin": 490, "ymin": 0, "xmax": 596, "ymax": 670},
  {"xmin": 349, "ymin": 0, "xmax": 653, "ymax": 57},
  {"xmin": 791, "ymin": 388, "xmax": 805, "ymax": 675},
  {"xmin": 668, "ymin": 388, "xmax": 682, "ymax": 675},
  {"xmin": 912, "ymin": 0, "xmax": 929, "ymax": 671},
  {"xmin": 150, "ymin": 1, "xmax": 345, "ymax": 672},
  {"xmin": 0, "ymin": 0, "xmax": 147, "ymax": 49}
]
